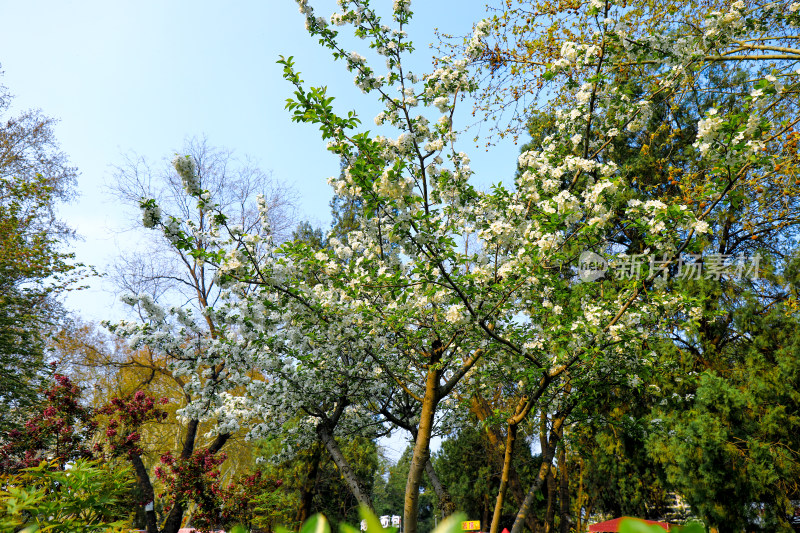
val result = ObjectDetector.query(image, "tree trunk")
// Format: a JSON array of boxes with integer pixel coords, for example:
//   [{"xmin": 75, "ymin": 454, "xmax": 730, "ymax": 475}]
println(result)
[
  {"xmin": 544, "ymin": 467, "xmax": 556, "ymax": 533},
  {"xmin": 403, "ymin": 367, "xmax": 439, "ymax": 533},
  {"xmin": 510, "ymin": 410, "xmax": 568, "ymax": 533},
  {"xmin": 161, "ymin": 486, "xmax": 186, "ymax": 531},
  {"xmin": 317, "ymin": 420, "xmax": 374, "ymax": 509},
  {"xmin": 129, "ymin": 452, "xmax": 158, "ymax": 533},
  {"xmin": 161, "ymin": 418, "xmax": 199, "ymax": 533},
  {"xmin": 471, "ymin": 394, "xmax": 539, "ymax": 533},
  {"xmin": 490, "ymin": 423, "xmax": 517, "ymax": 533},
  {"xmin": 297, "ymin": 444, "xmax": 323, "ymax": 523},
  {"xmin": 425, "ymin": 458, "xmax": 456, "ymax": 517},
  {"xmin": 161, "ymin": 424, "xmax": 230, "ymax": 533},
  {"xmin": 558, "ymin": 441, "xmax": 571, "ymax": 533},
  {"xmin": 575, "ymin": 457, "xmax": 585, "ymax": 533},
  {"xmin": 510, "ymin": 461, "xmax": 540, "ymax": 532},
  {"xmin": 544, "ymin": 410, "xmax": 556, "ymax": 533},
  {"xmin": 583, "ymin": 502, "xmax": 594, "ymax": 533},
  {"xmin": 389, "ymin": 409, "xmax": 456, "ymax": 519},
  {"xmin": 514, "ymin": 447, "xmax": 553, "ymax": 533}
]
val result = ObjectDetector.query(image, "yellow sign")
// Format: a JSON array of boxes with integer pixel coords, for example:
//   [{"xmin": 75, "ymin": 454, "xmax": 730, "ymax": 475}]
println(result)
[{"xmin": 461, "ymin": 521, "xmax": 480, "ymax": 531}]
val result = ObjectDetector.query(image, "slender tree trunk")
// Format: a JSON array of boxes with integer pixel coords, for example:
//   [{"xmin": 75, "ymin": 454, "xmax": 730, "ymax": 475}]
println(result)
[
  {"xmin": 392, "ymin": 411, "xmax": 456, "ymax": 519},
  {"xmin": 297, "ymin": 444, "xmax": 323, "ymax": 523},
  {"xmin": 510, "ymin": 461, "xmax": 540, "ymax": 532},
  {"xmin": 425, "ymin": 458, "xmax": 456, "ymax": 517},
  {"xmin": 512, "ymin": 444, "xmax": 554, "ymax": 533},
  {"xmin": 544, "ymin": 467, "xmax": 556, "ymax": 533},
  {"xmin": 317, "ymin": 420, "xmax": 374, "ymax": 509},
  {"xmin": 583, "ymin": 502, "xmax": 594, "ymax": 533},
  {"xmin": 471, "ymin": 394, "xmax": 539, "ymax": 533},
  {"xmin": 404, "ymin": 367, "xmax": 439, "ymax": 533},
  {"xmin": 490, "ymin": 396, "xmax": 535, "ymax": 533},
  {"xmin": 129, "ymin": 452, "xmax": 158, "ymax": 533},
  {"xmin": 490, "ymin": 423, "xmax": 517, "ymax": 533},
  {"xmin": 558, "ymin": 441, "xmax": 571, "ymax": 533},
  {"xmin": 544, "ymin": 409, "xmax": 556, "ymax": 533},
  {"xmin": 575, "ymin": 457, "xmax": 585, "ymax": 533},
  {"xmin": 510, "ymin": 410, "xmax": 569, "ymax": 533}
]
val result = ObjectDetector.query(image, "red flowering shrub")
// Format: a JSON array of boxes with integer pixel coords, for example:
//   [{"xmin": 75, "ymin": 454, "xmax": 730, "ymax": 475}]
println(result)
[
  {"xmin": 153, "ymin": 448, "xmax": 286, "ymax": 532},
  {"xmin": 0, "ymin": 373, "xmax": 96, "ymax": 473},
  {"xmin": 97, "ymin": 390, "xmax": 168, "ymax": 457},
  {"xmin": 155, "ymin": 449, "xmax": 228, "ymax": 531}
]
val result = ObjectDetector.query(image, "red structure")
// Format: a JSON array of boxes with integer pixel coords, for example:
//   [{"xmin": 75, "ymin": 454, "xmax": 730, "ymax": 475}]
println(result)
[{"xmin": 588, "ymin": 517, "xmax": 671, "ymax": 532}]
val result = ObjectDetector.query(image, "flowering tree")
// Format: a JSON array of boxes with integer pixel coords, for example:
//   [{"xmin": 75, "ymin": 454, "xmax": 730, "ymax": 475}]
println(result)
[
  {"xmin": 97, "ymin": 390, "xmax": 170, "ymax": 533},
  {"xmin": 455, "ymin": 0, "xmax": 800, "ymax": 526},
  {"xmin": 118, "ymin": 1, "xmax": 799, "ymax": 533},
  {"xmin": 103, "ymin": 140, "xmax": 300, "ymax": 533},
  {"xmin": 461, "ymin": 0, "xmax": 800, "ymax": 136},
  {"xmin": 0, "ymin": 372, "xmax": 95, "ymax": 474}
]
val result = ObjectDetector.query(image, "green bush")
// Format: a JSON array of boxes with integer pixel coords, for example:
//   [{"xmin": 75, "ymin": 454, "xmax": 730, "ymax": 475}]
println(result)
[{"xmin": 0, "ymin": 458, "xmax": 133, "ymax": 532}]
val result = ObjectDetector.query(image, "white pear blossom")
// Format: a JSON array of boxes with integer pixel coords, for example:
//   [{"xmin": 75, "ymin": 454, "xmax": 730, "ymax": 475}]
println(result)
[
  {"xmin": 173, "ymin": 155, "xmax": 201, "ymax": 195},
  {"xmin": 693, "ymin": 220, "xmax": 710, "ymax": 234}
]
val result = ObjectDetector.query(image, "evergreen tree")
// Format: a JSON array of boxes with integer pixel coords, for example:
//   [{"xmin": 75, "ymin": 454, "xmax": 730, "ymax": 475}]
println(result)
[
  {"xmin": 647, "ymin": 277, "xmax": 800, "ymax": 532},
  {"xmin": 375, "ymin": 445, "xmax": 436, "ymax": 533}
]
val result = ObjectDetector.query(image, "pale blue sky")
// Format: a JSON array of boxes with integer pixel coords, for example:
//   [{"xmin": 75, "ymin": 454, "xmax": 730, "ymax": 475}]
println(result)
[{"xmin": 0, "ymin": 1, "xmax": 522, "ymax": 321}]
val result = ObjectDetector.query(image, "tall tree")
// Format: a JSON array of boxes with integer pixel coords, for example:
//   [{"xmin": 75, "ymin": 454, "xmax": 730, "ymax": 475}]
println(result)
[
  {"xmin": 647, "ymin": 268, "xmax": 800, "ymax": 532},
  {"xmin": 125, "ymin": 3, "xmax": 799, "ymax": 533},
  {"xmin": 103, "ymin": 138, "xmax": 299, "ymax": 533},
  {"xmin": 0, "ymin": 72, "xmax": 81, "ymax": 435}
]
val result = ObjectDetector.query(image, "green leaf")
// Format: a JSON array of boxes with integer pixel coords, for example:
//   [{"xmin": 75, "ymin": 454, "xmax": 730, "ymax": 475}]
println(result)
[
  {"xmin": 300, "ymin": 514, "xmax": 331, "ymax": 533},
  {"xmin": 619, "ymin": 519, "xmax": 667, "ymax": 533},
  {"xmin": 358, "ymin": 506, "xmax": 385, "ymax": 533},
  {"xmin": 619, "ymin": 519, "xmax": 704, "ymax": 533},
  {"xmin": 431, "ymin": 513, "xmax": 467, "ymax": 533},
  {"xmin": 340, "ymin": 523, "xmax": 361, "ymax": 533},
  {"xmin": 675, "ymin": 524, "xmax": 705, "ymax": 533}
]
